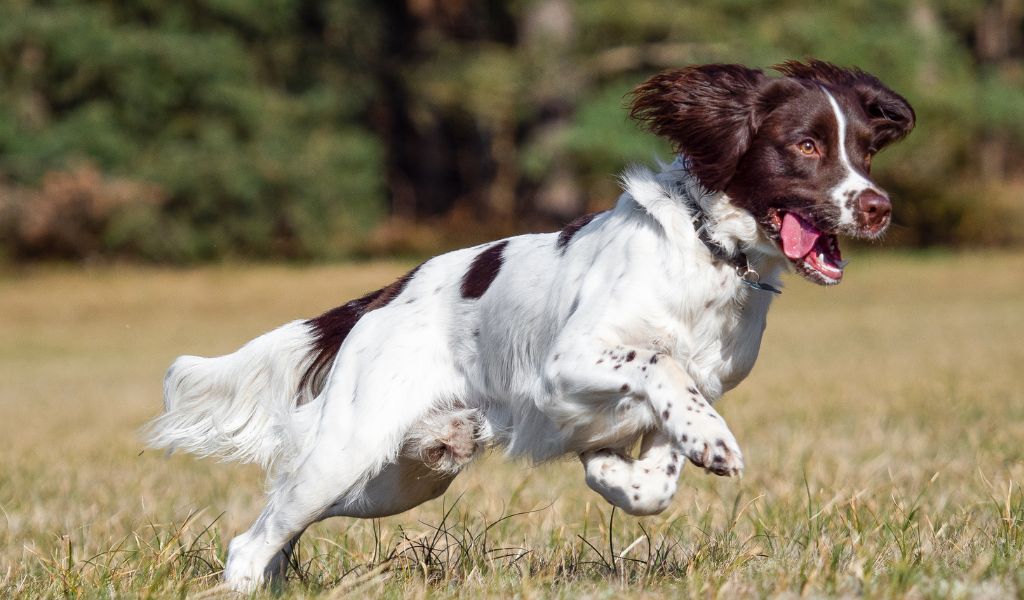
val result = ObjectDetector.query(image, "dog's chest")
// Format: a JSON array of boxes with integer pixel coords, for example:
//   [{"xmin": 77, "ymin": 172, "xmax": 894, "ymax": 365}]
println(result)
[{"xmin": 666, "ymin": 275, "xmax": 772, "ymax": 400}]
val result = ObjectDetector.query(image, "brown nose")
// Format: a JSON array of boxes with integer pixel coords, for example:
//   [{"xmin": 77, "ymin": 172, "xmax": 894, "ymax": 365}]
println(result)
[{"xmin": 856, "ymin": 189, "xmax": 891, "ymax": 231}]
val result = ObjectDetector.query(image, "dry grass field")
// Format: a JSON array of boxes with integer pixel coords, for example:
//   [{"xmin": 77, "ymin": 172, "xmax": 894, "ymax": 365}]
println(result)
[{"xmin": 1, "ymin": 251, "xmax": 1022, "ymax": 598}]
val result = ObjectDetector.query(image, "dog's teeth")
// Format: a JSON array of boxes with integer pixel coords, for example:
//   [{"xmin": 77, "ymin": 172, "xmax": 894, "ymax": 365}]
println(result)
[{"xmin": 836, "ymin": 259, "xmax": 849, "ymax": 268}]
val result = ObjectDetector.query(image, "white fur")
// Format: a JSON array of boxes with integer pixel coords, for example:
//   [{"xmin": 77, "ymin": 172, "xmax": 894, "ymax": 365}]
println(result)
[
  {"xmin": 145, "ymin": 320, "xmax": 317, "ymax": 470},
  {"xmin": 146, "ymin": 161, "xmax": 787, "ymax": 592},
  {"xmin": 823, "ymin": 89, "xmax": 878, "ymax": 226}
]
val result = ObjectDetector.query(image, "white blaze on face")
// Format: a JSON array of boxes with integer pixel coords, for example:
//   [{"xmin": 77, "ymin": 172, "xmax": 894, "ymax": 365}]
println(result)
[{"xmin": 823, "ymin": 89, "xmax": 876, "ymax": 228}]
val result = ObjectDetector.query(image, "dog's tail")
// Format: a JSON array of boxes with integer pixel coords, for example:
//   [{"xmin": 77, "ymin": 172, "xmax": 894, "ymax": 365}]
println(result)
[{"xmin": 144, "ymin": 320, "xmax": 317, "ymax": 469}]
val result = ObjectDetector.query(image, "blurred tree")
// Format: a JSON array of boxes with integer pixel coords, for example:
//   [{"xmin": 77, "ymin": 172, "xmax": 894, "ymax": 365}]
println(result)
[{"xmin": 0, "ymin": 0, "xmax": 384, "ymax": 261}]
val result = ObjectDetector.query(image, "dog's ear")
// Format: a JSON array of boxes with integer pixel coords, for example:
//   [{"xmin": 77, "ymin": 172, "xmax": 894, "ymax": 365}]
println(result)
[
  {"xmin": 629, "ymin": 64, "xmax": 771, "ymax": 191},
  {"xmin": 854, "ymin": 78, "xmax": 915, "ymax": 152},
  {"xmin": 774, "ymin": 59, "xmax": 915, "ymax": 152}
]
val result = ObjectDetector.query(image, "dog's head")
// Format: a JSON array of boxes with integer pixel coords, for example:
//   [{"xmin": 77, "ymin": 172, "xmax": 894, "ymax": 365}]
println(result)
[{"xmin": 630, "ymin": 60, "xmax": 915, "ymax": 285}]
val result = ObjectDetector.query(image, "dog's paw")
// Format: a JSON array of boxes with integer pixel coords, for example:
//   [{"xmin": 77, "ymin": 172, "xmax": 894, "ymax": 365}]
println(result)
[{"xmin": 679, "ymin": 426, "xmax": 743, "ymax": 477}]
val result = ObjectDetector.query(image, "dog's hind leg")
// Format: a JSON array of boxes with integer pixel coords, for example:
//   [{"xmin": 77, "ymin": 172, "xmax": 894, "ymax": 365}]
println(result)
[
  {"xmin": 222, "ymin": 450, "xmax": 352, "ymax": 593},
  {"xmin": 222, "ymin": 407, "xmax": 480, "ymax": 592},
  {"xmin": 221, "ymin": 296, "xmax": 476, "ymax": 591},
  {"xmin": 223, "ymin": 448, "xmax": 442, "ymax": 591},
  {"xmin": 580, "ymin": 430, "xmax": 682, "ymax": 516}
]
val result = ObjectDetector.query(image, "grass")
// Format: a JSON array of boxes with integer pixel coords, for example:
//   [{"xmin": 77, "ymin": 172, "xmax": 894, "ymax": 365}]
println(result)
[{"xmin": 1, "ymin": 251, "xmax": 1022, "ymax": 598}]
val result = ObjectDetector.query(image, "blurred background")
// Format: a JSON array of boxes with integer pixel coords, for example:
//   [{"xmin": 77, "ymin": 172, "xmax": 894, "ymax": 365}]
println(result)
[{"xmin": 1, "ymin": 0, "xmax": 1023, "ymax": 263}]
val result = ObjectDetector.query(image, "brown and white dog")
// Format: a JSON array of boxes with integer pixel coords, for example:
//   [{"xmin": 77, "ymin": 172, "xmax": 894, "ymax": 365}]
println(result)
[{"xmin": 146, "ymin": 60, "xmax": 914, "ymax": 591}]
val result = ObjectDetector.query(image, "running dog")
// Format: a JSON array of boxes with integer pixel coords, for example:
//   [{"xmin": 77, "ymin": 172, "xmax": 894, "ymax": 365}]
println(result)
[{"xmin": 146, "ymin": 59, "xmax": 914, "ymax": 591}]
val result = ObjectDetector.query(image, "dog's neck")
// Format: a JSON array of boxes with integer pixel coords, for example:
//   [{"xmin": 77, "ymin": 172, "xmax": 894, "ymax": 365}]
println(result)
[
  {"xmin": 629, "ymin": 156, "xmax": 786, "ymax": 291},
  {"xmin": 668, "ymin": 156, "xmax": 760, "ymax": 252}
]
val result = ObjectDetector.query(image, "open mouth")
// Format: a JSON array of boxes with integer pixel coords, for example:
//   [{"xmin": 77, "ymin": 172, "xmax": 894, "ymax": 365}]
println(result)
[{"xmin": 770, "ymin": 211, "xmax": 846, "ymax": 285}]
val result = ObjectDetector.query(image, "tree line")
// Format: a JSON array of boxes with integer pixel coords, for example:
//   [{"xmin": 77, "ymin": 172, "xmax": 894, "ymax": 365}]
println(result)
[{"xmin": 2, "ymin": 0, "xmax": 1023, "ymax": 262}]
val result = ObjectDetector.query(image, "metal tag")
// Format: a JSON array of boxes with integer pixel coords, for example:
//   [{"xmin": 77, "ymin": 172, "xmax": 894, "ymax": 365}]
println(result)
[
  {"xmin": 739, "ymin": 267, "xmax": 783, "ymax": 295},
  {"xmin": 742, "ymin": 279, "xmax": 783, "ymax": 294}
]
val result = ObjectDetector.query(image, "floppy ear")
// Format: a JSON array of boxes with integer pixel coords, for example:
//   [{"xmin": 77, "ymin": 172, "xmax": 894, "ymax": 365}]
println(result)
[
  {"xmin": 854, "ymin": 78, "xmax": 915, "ymax": 151},
  {"xmin": 629, "ymin": 64, "xmax": 769, "ymax": 191}
]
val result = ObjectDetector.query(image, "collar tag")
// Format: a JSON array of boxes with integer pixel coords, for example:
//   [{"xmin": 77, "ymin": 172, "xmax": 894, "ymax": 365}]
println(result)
[
  {"xmin": 676, "ymin": 176, "xmax": 782, "ymax": 295},
  {"xmin": 739, "ymin": 267, "xmax": 782, "ymax": 295},
  {"xmin": 742, "ymin": 279, "xmax": 783, "ymax": 294}
]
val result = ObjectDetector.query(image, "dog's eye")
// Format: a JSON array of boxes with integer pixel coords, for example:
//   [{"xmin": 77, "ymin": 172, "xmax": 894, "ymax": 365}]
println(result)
[{"xmin": 797, "ymin": 140, "xmax": 818, "ymax": 156}]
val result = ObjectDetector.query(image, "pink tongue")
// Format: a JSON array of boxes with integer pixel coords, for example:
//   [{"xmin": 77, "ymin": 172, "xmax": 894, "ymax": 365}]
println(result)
[{"xmin": 780, "ymin": 212, "xmax": 821, "ymax": 259}]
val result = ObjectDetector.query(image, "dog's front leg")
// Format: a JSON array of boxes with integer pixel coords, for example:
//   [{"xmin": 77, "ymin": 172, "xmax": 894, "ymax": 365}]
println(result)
[
  {"xmin": 580, "ymin": 429, "xmax": 681, "ymax": 516},
  {"xmin": 545, "ymin": 344, "xmax": 743, "ymax": 476}
]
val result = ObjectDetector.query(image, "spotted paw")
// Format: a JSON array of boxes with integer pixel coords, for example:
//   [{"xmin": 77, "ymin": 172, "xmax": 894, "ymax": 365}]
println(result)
[{"xmin": 681, "ymin": 431, "xmax": 743, "ymax": 477}]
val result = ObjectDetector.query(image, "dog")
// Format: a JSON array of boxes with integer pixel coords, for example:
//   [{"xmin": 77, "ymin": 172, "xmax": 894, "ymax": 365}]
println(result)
[{"xmin": 145, "ymin": 59, "xmax": 914, "ymax": 591}]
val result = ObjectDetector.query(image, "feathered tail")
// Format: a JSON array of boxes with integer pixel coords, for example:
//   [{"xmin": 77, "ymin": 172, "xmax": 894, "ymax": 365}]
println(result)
[{"xmin": 144, "ymin": 320, "xmax": 317, "ymax": 470}]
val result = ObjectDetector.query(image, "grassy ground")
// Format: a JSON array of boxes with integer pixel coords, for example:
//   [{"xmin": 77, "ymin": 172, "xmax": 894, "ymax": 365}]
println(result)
[{"xmin": 1, "ymin": 251, "xmax": 1022, "ymax": 598}]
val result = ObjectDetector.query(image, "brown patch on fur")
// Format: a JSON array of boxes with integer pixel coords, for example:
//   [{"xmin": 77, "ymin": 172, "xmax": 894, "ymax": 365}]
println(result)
[
  {"xmin": 630, "ymin": 64, "xmax": 771, "ymax": 192},
  {"xmin": 461, "ymin": 240, "xmax": 508, "ymax": 299},
  {"xmin": 298, "ymin": 265, "xmax": 422, "ymax": 403},
  {"xmin": 556, "ymin": 212, "xmax": 603, "ymax": 252}
]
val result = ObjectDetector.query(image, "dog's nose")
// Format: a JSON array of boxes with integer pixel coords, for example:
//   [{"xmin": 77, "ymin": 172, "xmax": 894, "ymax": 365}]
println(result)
[{"xmin": 856, "ymin": 189, "xmax": 891, "ymax": 231}]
